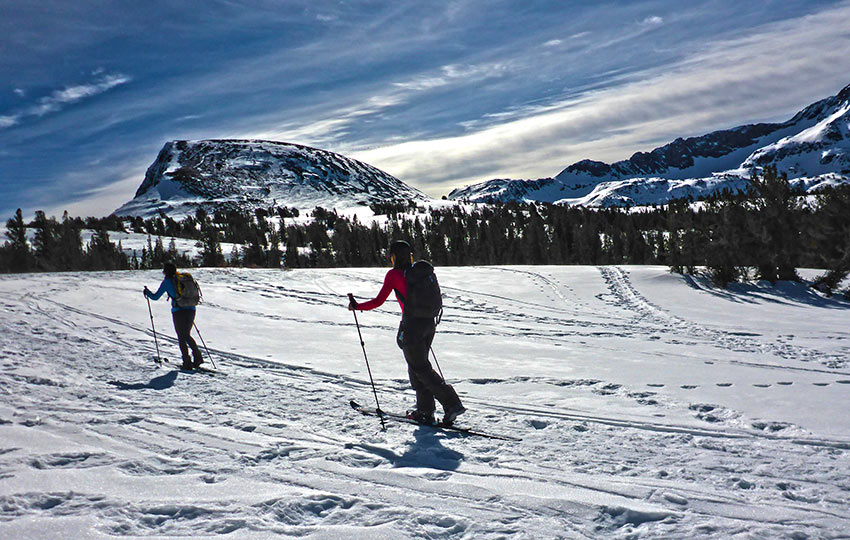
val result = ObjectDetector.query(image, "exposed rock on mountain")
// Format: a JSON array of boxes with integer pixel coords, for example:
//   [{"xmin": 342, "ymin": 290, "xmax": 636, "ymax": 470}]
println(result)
[{"xmin": 115, "ymin": 140, "xmax": 428, "ymax": 217}]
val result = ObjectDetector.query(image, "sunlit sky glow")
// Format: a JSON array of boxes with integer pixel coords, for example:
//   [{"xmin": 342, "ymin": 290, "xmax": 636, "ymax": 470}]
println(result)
[{"xmin": 2, "ymin": 0, "xmax": 850, "ymax": 217}]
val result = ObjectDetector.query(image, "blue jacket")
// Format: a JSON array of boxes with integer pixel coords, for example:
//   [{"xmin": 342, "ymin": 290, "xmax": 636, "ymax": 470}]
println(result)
[{"xmin": 145, "ymin": 276, "xmax": 195, "ymax": 313}]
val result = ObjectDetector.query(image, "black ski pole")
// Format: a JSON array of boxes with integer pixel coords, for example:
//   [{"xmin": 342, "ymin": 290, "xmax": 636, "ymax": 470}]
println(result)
[
  {"xmin": 145, "ymin": 294, "xmax": 162, "ymax": 366},
  {"xmin": 348, "ymin": 293, "xmax": 385, "ymax": 430},
  {"xmin": 430, "ymin": 347, "xmax": 445, "ymax": 383},
  {"xmin": 193, "ymin": 323, "xmax": 217, "ymax": 370}
]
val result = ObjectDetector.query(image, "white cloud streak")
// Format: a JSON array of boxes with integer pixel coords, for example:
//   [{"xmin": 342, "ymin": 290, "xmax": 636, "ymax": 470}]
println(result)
[
  {"xmin": 0, "ymin": 73, "xmax": 130, "ymax": 130},
  {"xmin": 247, "ymin": 61, "xmax": 513, "ymax": 146}
]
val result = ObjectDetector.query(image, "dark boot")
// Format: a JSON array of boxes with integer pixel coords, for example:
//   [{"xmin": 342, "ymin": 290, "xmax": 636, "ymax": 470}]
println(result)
[
  {"xmin": 192, "ymin": 352, "xmax": 204, "ymax": 369},
  {"xmin": 407, "ymin": 409, "xmax": 436, "ymax": 425},
  {"xmin": 181, "ymin": 358, "xmax": 193, "ymax": 370},
  {"xmin": 443, "ymin": 403, "xmax": 466, "ymax": 426}
]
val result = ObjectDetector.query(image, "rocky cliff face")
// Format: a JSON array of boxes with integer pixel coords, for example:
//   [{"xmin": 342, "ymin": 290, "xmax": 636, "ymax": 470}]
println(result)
[{"xmin": 115, "ymin": 139, "xmax": 428, "ymax": 217}]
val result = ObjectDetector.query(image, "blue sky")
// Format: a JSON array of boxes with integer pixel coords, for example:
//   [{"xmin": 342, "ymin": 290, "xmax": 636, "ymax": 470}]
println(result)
[{"xmin": 2, "ymin": 0, "xmax": 850, "ymax": 218}]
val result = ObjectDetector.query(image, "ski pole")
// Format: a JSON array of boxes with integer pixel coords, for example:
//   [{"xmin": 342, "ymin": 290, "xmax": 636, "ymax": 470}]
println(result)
[
  {"xmin": 193, "ymin": 323, "xmax": 217, "ymax": 370},
  {"xmin": 430, "ymin": 347, "xmax": 445, "ymax": 383},
  {"xmin": 348, "ymin": 293, "xmax": 386, "ymax": 430},
  {"xmin": 145, "ymin": 295, "xmax": 162, "ymax": 366}
]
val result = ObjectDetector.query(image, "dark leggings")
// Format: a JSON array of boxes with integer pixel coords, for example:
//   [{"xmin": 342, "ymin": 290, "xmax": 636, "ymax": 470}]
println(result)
[
  {"xmin": 172, "ymin": 309, "xmax": 201, "ymax": 362},
  {"xmin": 397, "ymin": 317, "xmax": 461, "ymax": 414}
]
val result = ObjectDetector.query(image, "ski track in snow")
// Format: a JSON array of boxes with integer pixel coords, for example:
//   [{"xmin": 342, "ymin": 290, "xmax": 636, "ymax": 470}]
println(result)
[
  {"xmin": 596, "ymin": 266, "xmax": 843, "ymax": 369},
  {"xmin": 1, "ymin": 267, "xmax": 849, "ymax": 539}
]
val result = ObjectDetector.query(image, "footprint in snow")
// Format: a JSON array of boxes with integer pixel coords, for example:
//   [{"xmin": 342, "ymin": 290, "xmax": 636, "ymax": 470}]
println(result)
[
  {"xmin": 28, "ymin": 452, "xmax": 114, "ymax": 470},
  {"xmin": 716, "ymin": 383, "xmax": 733, "ymax": 387},
  {"xmin": 528, "ymin": 419, "xmax": 549, "ymax": 430},
  {"xmin": 663, "ymin": 492, "xmax": 688, "ymax": 505},
  {"xmin": 752, "ymin": 421, "xmax": 791, "ymax": 432}
]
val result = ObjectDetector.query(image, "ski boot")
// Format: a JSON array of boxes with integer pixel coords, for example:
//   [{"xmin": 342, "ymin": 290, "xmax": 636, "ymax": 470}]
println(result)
[
  {"xmin": 443, "ymin": 403, "xmax": 467, "ymax": 426},
  {"xmin": 407, "ymin": 409, "xmax": 436, "ymax": 425}
]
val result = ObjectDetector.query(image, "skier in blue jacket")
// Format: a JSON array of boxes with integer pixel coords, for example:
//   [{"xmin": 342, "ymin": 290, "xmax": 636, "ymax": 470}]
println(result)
[{"xmin": 144, "ymin": 262, "xmax": 203, "ymax": 370}]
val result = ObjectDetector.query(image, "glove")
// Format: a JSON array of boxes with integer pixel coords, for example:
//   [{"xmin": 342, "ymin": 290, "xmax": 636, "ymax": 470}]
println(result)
[
  {"xmin": 348, "ymin": 294, "xmax": 358, "ymax": 311},
  {"xmin": 143, "ymin": 286, "xmax": 150, "ymax": 297}
]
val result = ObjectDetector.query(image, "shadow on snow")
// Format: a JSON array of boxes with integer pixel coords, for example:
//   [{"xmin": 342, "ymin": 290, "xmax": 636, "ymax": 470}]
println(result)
[
  {"xmin": 350, "ymin": 426, "xmax": 464, "ymax": 471},
  {"xmin": 681, "ymin": 273, "xmax": 850, "ymax": 309},
  {"xmin": 108, "ymin": 370, "xmax": 179, "ymax": 391}
]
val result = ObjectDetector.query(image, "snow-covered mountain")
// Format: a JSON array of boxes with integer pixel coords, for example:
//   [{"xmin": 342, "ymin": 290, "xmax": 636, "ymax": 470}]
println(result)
[
  {"xmin": 449, "ymin": 83, "xmax": 850, "ymax": 206},
  {"xmin": 114, "ymin": 140, "xmax": 430, "ymax": 218}
]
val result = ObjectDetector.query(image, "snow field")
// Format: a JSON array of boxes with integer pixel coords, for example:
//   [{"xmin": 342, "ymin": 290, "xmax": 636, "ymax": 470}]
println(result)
[{"xmin": 1, "ymin": 266, "xmax": 848, "ymax": 538}]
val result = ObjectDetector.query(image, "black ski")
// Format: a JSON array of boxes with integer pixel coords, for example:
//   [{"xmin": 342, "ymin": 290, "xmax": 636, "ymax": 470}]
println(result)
[
  {"xmin": 159, "ymin": 358, "xmax": 224, "ymax": 376},
  {"xmin": 180, "ymin": 366, "xmax": 224, "ymax": 376},
  {"xmin": 349, "ymin": 400, "xmax": 520, "ymax": 441}
]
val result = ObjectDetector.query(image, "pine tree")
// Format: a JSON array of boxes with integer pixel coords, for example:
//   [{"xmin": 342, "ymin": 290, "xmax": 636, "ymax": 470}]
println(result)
[
  {"xmin": 56, "ymin": 212, "xmax": 84, "ymax": 270},
  {"xmin": 704, "ymin": 197, "xmax": 744, "ymax": 286},
  {"xmin": 31, "ymin": 211, "xmax": 59, "ymax": 271},
  {"xmin": 747, "ymin": 166, "xmax": 801, "ymax": 282},
  {"xmin": 4, "ymin": 209, "xmax": 32, "ymax": 272},
  {"xmin": 810, "ymin": 185, "xmax": 850, "ymax": 294},
  {"xmin": 199, "ymin": 221, "xmax": 224, "ymax": 267},
  {"xmin": 86, "ymin": 227, "xmax": 129, "ymax": 270}
]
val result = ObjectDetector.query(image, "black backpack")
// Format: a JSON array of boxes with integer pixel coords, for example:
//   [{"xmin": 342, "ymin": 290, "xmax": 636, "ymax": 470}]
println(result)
[
  {"xmin": 172, "ymin": 272, "xmax": 202, "ymax": 308},
  {"xmin": 402, "ymin": 260, "xmax": 443, "ymax": 322}
]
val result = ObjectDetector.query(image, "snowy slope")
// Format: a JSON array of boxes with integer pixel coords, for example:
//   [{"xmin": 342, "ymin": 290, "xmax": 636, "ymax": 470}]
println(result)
[
  {"xmin": 2, "ymin": 266, "xmax": 849, "ymax": 538},
  {"xmin": 450, "ymin": 84, "xmax": 850, "ymax": 206},
  {"xmin": 114, "ymin": 140, "xmax": 431, "ymax": 218}
]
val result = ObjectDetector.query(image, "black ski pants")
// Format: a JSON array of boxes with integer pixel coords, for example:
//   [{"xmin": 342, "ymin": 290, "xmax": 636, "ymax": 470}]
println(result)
[
  {"xmin": 172, "ymin": 309, "xmax": 202, "ymax": 363},
  {"xmin": 397, "ymin": 316, "xmax": 461, "ymax": 415}
]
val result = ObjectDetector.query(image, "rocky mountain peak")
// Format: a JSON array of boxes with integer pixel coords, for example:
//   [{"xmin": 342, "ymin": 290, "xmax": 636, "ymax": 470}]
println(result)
[{"xmin": 115, "ymin": 139, "xmax": 428, "ymax": 217}]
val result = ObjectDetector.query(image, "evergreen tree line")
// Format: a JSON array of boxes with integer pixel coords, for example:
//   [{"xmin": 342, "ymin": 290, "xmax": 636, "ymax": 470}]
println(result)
[
  {"xmin": 665, "ymin": 167, "xmax": 850, "ymax": 294},
  {"xmin": 0, "ymin": 210, "xmax": 132, "ymax": 273},
  {"xmin": 2, "ymin": 166, "xmax": 849, "ymax": 297}
]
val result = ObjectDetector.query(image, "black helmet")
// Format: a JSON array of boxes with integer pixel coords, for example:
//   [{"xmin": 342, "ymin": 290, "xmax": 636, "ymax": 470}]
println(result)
[
  {"xmin": 389, "ymin": 240, "xmax": 411, "ymax": 269},
  {"xmin": 163, "ymin": 262, "xmax": 177, "ymax": 277}
]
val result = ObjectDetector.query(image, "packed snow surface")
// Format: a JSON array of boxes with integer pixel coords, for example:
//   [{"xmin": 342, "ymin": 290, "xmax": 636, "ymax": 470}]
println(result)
[{"xmin": 2, "ymin": 266, "xmax": 849, "ymax": 538}]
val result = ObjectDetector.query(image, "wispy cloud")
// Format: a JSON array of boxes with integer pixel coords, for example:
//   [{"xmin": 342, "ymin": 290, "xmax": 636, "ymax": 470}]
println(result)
[
  {"xmin": 392, "ymin": 62, "xmax": 511, "ymax": 92},
  {"xmin": 351, "ymin": 3, "xmax": 850, "ymax": 195},
  {"xmin": 0, "ymin": 72, "xmax": 130, "ymax": 130},
  {"xmin": 248, "ymin": 61, "xmax": 513, "ymax": 147},
  {"xmin": 640, "ymin": 15, "xmax": 664, "ymax": 25}
]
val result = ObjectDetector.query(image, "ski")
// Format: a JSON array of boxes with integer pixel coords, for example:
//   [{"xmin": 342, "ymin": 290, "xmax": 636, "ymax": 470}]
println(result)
[
  {"xmin": 349, "ymin": 400, "xmax": 521, "ymax": 441},
  {"xmin": 180, "ymin": 366, "xmax": 224, "ymax": 376},
  {"xmin": 159, "ymin": 358, "xmax": 224, "ymax": 376}
]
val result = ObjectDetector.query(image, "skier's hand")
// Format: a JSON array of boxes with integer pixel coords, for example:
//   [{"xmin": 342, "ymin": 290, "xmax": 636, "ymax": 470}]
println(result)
[
  {"xmin": 348, "ymin": 294, "xmax": 358, "ymax": 311},
  {"xmin": 143, "ymin": 286, "xmax": 150, "ymax": 297}
]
